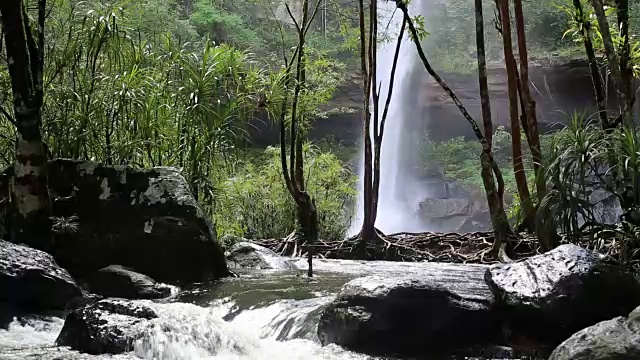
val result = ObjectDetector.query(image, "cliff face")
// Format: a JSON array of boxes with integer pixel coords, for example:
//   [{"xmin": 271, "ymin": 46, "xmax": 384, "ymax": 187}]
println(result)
[{"xmin": 247, "ymin": 60, "xmax": 608, "ymax": 146}]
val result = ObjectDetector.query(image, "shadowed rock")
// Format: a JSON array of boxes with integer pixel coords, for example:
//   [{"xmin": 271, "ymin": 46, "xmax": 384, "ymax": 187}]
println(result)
[
  {"xmin": 90, "ymin": 265, "xmax": 172, "ymax": 300},
  {"xmin": 47, "ymin": 159, "xmax": 228, "ymax": 282},
  {"xmin": 0, "ymin": 240, "xmax": 84, "ymax": 316},
  {"xmin": 226, "ymin": 242, "xmax": 296, "ymax": 270},
  {"xmin": 549, "ymin": 305, "xmax": 640, "ymax": 360},
  {"xmin": 486, "ymin": 244, "xmax": 640, "ymax": 343},
  {"xmin": 56, "ymin": 299, "xmax": 157, "ymax": 355},
  {"xmin": 317, "ymin": 263, "xmax": 500, "ymax": 357}
]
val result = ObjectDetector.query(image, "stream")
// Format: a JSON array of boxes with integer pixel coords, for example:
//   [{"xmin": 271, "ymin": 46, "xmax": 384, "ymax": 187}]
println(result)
[{"xmin": 0, "ymin": 259, "xmax": 504, "ymax": 360}]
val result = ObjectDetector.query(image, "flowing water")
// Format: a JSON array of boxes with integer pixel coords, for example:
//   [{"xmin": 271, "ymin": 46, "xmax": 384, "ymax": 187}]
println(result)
[
  {"xmin": 0, "ymin": 260, "xmax": 451, "ymax": 360},
  {"xmin": 350, "ymin": 0, "xmax": 432, "ymax": 236}
]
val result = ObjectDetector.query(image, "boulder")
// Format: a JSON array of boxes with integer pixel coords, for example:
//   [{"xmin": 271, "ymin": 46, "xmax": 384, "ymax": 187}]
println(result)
[
  {"xmin": 317, "ymin": 263, "xmax": 500, "ymax": 357},
  {"xmin": 418, "ymin": 197, "xmax": 491, "ymax": 233},
  {"xmin": 46, "ymin": 159, "xmax": 228, "ymax": 282},
  {"xmin": 549, "ymin": 306, "xmax": 640, "ymax": 360},
  {"xmin": 486, "ymin": 244, "xmax": 640, "ymax": 343},
  {"xmin": 90, "ymin": 265, "xmax": 172, "ymax": 300},
  {"xmin": 226, "ymin": 242, "xmax": 296, "ymax": 270},
  {"xmin": 0, "ymin": 240, "xmax": 84, "ymax": 313},
  {"xmin": 56, "ymin": 298, "xmax": 157, "ymax": 355}
]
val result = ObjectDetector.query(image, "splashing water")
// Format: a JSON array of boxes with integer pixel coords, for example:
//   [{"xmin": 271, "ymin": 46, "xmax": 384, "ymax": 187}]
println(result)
[
  {"xmin": 0, "ymin": 299, "xmax": 376, "ymax": 360},
  {"xmin": 349, "ymin": 0, "xmax": 432, "ymax": 236}
]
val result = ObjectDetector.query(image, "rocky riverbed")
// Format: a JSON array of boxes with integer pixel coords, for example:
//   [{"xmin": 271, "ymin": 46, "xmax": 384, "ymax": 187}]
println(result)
[{"xmin": 2, "ymin": 160, "xmax": 640, "ymax": 360}]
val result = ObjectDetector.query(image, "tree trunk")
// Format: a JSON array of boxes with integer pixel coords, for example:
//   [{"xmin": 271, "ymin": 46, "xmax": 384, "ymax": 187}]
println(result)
[
  {"xmin": 474, "ymin": 0, "xmax": 512, "ymax": 255},
  {"xmin": 1, "ymin": 0, "xmax": 52, "ymax": 251},
  {"xmin": 615, "ymin": 0, "xmax": 634, "ymax": 127},
  {"xmin": 297, "ymin": 194, "xmax": 317, "ymax": 277},
  {"xmin": 573, "ymin": 0, "xmax": 609, "ymax": 127},
  {"xmin": 357, "ymin": 0, "xmax": 380, "ymax": 247},
  {"xmin": 497, "ymin": 0, "xmax": 535, "ymax": 231},
  {"xmin": 398, "ymin": 0, "xmax": 513, "ymax": 255},
  {"xmin": 476, "ymin": 0, "xmax": 493, "ymax": 148},
  {"xmin": 513, "ymin": 0, "xmax": 545, "ymax": 200},
  {"xmin": 591, "ymin": 0, "xmax": 633, "ymax": 127},
  {"xmin": 513, "ymin": 0, "xmax": 556, "ymax": 249}
]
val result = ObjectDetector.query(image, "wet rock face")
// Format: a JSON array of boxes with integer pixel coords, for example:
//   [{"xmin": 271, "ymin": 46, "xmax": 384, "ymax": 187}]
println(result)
[
  {"xmin": 56, "ymin": 299, "xmax": 157, "ymax": 355},
  {"xmin": 549, "ymin": 306, "xmax": 640, "ymax": 360},
  {"xmin": 226, "ymin": 242, "xmax": 296, "ymax": 270},
  {"xmin": 418, "ymin": 186, "xmax": 492, "ymax": 233},
  {"xmin": 317, "ymin": 263, "xmax": 500, "ymax": 357},
  {"xmin": 0, "ymin": 240, "xmax": 84, "ymax": 313},
  {"xmin": 486, "ymin": 244, "xmax": 640, "ymax": 343},
  {"xmin": 47, "ymin": 159, "xmax": 228, "ymax": 282},
  {"xmin": 89, "ymin": 265, "xmax": 172, "ymax": 300}
]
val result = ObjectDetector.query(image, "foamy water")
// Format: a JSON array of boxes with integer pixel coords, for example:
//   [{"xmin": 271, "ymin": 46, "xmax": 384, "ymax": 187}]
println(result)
[{"xmin": 0, "ymin": 298, "xmax": 376, "ymax": 360}]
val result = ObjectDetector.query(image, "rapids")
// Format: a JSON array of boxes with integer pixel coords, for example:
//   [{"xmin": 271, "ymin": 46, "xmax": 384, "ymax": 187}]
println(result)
[{"xmin": 0, "ymin": 260, "xmax": 410, "ymax": 360}]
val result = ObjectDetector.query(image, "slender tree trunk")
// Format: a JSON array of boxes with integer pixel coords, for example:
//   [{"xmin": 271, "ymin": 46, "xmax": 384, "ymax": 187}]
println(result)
[
  {"xmin": 615, "ymin": 0, "xmax": 634, "ymax": 126},
  {"xmin": 1, "ymin": 0, "xmax": 52, "ymax": 251},
  {"xmin": 279, "ymin": 0, "xmax": 321, "ymax": 276},
  {"xmin": 591, "ymin": 0, "xmax": 633, "ymax": 127},
  {"xmin": 397, "ymin": 0, "xmax": 512, "ymax": 255},
  {"xmin": 513, "ymin": 0, "xmax": 545, "ymax": 199},
  {"xmin": 496, "ymin": 0, "xmax": 535, "ymax": 232},
  {"xmin": 573, "ymin": 0, "xmax": 610, "ymax": 127},
  {"xmin": 512, "ymin": 0, "xmax": 557, "ymax": 248},
  {"xmin": 476, "ymin": 0, "xmax": 493, "ymax": 148},
  {"xmin": 358, "ymin": 0, "xmax": 377, "ymax": 247},
  {"xmin": 474, "ymin": 0, "xmax": 512, "ymax": 255}
]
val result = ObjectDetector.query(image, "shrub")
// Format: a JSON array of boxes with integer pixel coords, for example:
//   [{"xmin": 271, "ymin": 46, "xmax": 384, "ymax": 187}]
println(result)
[{"xmin": 214, "ymin": 145, "xmax": 356, "ymax": 241}]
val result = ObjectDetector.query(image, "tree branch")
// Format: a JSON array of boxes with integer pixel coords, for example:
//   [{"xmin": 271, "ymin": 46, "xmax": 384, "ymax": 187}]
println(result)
[{"xmin": 0, "ymin": 105, "xmax": 16, "ymax": 126}]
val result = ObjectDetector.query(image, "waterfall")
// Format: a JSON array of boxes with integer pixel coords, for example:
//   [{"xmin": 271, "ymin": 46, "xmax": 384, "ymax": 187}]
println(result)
[{"xmin": 348, "ymin": 0, "xmax": 430, "ymax": 236}]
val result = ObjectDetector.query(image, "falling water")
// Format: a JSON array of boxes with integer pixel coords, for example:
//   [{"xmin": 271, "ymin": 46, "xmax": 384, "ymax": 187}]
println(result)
[{"xmin": 349, "ymin": 0, "xmax": 431, "ymax": 236}]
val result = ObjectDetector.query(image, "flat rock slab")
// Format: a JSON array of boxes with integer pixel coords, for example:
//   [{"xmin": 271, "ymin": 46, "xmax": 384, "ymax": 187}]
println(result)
[
  {"xmin": 486, "ymin": 244, "xmax": 640, "ymax": 343},
  {"xmin": 0, "ymin": 240, "xmax": 83, "ymax": 313},
  {"xmin": 550, "ymin": 306, "xmax": 640, "ymax": 360},
  {"xmin": 317, "ymin": 263, "xmax": 500, "ymax": 357}
]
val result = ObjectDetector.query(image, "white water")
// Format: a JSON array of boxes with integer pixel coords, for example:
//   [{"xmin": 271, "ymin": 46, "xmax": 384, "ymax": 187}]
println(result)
[
  {"xmin": 0, "ymin": 299, "xmax": 375, "ymax": 360},
  {"xmin": 349, "ymin": 0, "xmax": 431, "ymax": 236}
]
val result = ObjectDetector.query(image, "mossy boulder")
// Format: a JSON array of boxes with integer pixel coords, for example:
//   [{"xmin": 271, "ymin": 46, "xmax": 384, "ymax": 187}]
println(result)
[{"xmin": 47, "ymin": 159, "xmax": 228, "ymax": 282}]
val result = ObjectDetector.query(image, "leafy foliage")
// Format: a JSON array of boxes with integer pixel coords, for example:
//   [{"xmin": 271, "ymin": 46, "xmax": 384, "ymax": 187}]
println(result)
[
  {"xmin": 214, "ymin": 145, "xmax": 356, "ymax": 240},
  {"xmin": 0, "ymin": 0, "xmax": 350, "ymax": 243}
]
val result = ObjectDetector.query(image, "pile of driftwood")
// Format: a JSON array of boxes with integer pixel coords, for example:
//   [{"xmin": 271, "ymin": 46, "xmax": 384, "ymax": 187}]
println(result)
[{"xmin": 254, "ymin": 231, "xmax": 541, "ymax": 264}]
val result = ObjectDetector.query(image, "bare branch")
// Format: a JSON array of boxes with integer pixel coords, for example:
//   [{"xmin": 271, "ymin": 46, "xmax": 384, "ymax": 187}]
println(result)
[
  {"xmin": 378, "ymin": 18, "xmax": 406, "ymax": 142},
  {"xmin": 285, "ymin": 3, "xmax": 302, "ymax": 33}
]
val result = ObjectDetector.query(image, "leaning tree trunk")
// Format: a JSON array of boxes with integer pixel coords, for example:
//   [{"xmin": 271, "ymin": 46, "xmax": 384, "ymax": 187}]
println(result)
[
  {"xmin": 497, "ymin": 0, "xmax": 535, "ymax": 232},
  {"xmin": 0, "ymin": 0, "xmax": 52, "ymax": 251}
]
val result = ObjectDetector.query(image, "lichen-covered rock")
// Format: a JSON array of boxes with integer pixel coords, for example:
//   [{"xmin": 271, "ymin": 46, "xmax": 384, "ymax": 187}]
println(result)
[
  {"xmin": 90, "ymin": 265, "xmax": 172, "ymax": 300},
  {"xmin": 55, "ymin": 299, "xmax": 157, "ymax": 355},
  {"xmin": 0, "ymin": 240, "xmax": 84, "ymax": 312},
  {"xmin": 486, "ymin": 244, "xmax": 640, "ymax": 343},
  {"xmin": 47, "ymin": 159, "xmax": 228, "ymax": 282},
  {"xmin": 317, "ymin": 263, "xmax": 500, "ymax": 357},
  {"xmin": 226, "ymin": 242, "xmax": 296, "ymax": 270},
  {"xmin": 549, "ymin": 306, "xmax": 640, "ymax": 360}
]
